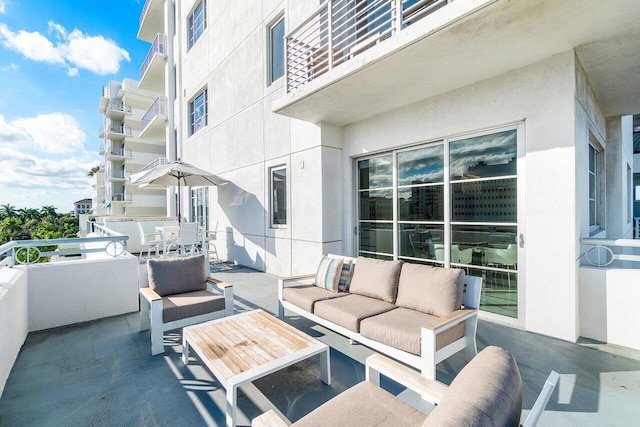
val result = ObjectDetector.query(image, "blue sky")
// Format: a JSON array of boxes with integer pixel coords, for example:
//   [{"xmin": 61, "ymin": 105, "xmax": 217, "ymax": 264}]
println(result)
[{"xmin": 0, "ymin": 0, "xmax": 149, "ymax": 212}]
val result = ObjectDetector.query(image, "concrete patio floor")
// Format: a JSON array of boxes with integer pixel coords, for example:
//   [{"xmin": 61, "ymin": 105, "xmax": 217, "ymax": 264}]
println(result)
[{"xmin": 1, "ymin": 266, "xmax": 640, "ymax": 426}]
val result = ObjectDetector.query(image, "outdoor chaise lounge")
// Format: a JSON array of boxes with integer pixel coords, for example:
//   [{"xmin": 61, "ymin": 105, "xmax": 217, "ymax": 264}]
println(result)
[
  {"xmin": 139, "ymin": 254, "xmax": 234, "ymax": 355},
  {"xmin": 278, "ymin": 255, "xmax": 482, "ymax": 380},
  {"xmin": 253, "ymin": 346, "xmax": 559, "ymax": 427}
]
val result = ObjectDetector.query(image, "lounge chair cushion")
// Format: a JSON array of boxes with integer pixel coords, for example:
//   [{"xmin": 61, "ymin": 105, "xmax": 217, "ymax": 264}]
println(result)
[
  {"xmin": 314, "ymin": 294, "xmax": 397, "ymax": 332},
  {"xmin": 360, "ymin": 308, "xmax": 465, "ymax": 355},
  {"xmin": 395, "ymin": 263, "xmax": 464, "ymax": 317},
  {"xmin": 423, "ymin": 346, "xmax": 522, "ymax": 427},
  {"xmin": 162, "ymin": 290, "xmax": 225, "ymax": 323},
  {"xmin": 282, "ymin": 285, "xmax": 349, "ymax": 312},
  {"xmin": 148, "ymin": 255, "xmax": 207, "ymax": 297},
  {"xmin": 313, "ymin": 256, "xmax": 343, "ymax": 293},
  {"xmin": 348, "ymin": 257, "xmax": 403, "ymax": 303},
  {"xmin": 292, "ymin": 381, "xmax": 427, "ymax": 427}
]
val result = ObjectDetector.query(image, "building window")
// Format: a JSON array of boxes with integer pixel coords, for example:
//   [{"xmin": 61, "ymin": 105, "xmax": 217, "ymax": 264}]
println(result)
[
  {"xmin": 188, "ymin": 0, "xmax": 206, "ymax": 49},
  {"xmin": 270, "ymin": 166, "xmax": 287, "ymax": 227},
  {"xmin": 267, "ymin": 16, "xmax": 285, "ymax": 85},
  {"xmin": 588, "ymin": 143, "xmax": 602, "ymax": 231},
  {"xmin": 189, "ymin": 89, "xmax": 207, "ymax": 136},
  {"xmin": 190, "ymin": 187, "xmax": 209, "ymax": 229}
]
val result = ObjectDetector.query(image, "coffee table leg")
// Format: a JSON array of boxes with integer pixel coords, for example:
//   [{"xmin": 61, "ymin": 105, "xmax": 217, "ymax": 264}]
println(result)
[
  {"xmin": 182, "ymin": 336, "xmax": 189, "ymax": 365},
  {"xmin": 226, "ymin": 386, "xmax": 237, "ymax": 427},
  {"xmin": 320, "ymin": 348, "xmax": 331, "ymax": 385}
]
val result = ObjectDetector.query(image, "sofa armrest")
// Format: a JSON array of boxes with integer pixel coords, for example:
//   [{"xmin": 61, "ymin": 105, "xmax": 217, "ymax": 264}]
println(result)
[
  {"xmin": 140, "ymin": 287, "xmax": 162, "ymax": 302},
  {"xmin": 423, "ymin": 308, "xmax": 477, "ymax": 334},
  {"xmin": 278, "ymin": 274, "xmax": 315, "ymax": 284},
  {"xmin": 366, "ymin": 353, "xmax": 448, "ymax": 405},
  {"xmin": 251, "ymin": 409, "xmax": 288, "ymax": 427},
  {"xmin": 206, "ymin": 277, "xmax": 232, "ymax": 289}
]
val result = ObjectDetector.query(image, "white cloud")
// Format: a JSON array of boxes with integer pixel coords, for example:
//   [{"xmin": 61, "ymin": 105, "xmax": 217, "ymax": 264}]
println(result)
[
  {"xmin": 0, "ymin": 0, "xmax": 6, "ymax": 14},
  {"xmin": 1, "ymin": 62, "xmax": 19, "ymax": 71},
  {"xmin": 0, "ymin": 113, "xmax": 86, "ymax": 154},
  {"xmin": 0, "ymin": 22, "xmax": 130, "ymax": 76}
]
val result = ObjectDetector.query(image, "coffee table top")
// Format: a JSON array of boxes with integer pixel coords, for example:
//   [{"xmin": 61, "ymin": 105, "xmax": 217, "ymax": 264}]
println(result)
[{"xmin": 183, "ymin": 309, "xmax": 325, "ymax": 383}]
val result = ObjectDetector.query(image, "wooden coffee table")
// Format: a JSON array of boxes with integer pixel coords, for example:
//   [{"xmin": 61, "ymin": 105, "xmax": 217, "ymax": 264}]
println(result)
[{"xmin": 182, "ymin": 309, "xmax": 331, "ymax": 427}]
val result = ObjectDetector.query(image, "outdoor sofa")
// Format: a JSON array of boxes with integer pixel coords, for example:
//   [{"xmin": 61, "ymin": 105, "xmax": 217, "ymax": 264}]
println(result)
[
  {"xmin": 278, "ymin": 255, "xmax": 482, "ymax": 380},
  {"xmin": 253, "ymin": 346, "xmax": 559, "ymax": 426}
]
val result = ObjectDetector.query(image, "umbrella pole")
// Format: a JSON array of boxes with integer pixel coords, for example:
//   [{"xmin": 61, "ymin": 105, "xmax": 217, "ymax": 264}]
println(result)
[{"xmin": 177, "ymin": 181, "xmax": 182, "ymax": 222}]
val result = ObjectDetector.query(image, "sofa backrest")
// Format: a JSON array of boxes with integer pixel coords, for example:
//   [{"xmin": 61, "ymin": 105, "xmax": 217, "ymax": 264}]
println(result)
[
  {"xmin": 423, "ymin": 346, "xmax": 523, "ymax": 427},
  {"xmin": 348, "ymin": 257, "xmax": 403, "ymax": 303},
  {"xmin": 147, "ymin": 254, "xmax": 207, "ymax": 297},
  {"xmin": 395, "ymin": 263, "xmax": 464, "ymax": 317}
]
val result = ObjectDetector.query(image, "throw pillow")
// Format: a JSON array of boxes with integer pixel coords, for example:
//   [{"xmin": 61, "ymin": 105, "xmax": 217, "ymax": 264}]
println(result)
[
  {"xmin": 395, "ymin": 263, "xmax": 464, "ymax": 317},
  {"xmin": 314, "ymin": 256, "xmax": 343, "ymax": 293},
  {"xmin": 147, "ymin": 254, "xmax": 207, "ymax": 297}
]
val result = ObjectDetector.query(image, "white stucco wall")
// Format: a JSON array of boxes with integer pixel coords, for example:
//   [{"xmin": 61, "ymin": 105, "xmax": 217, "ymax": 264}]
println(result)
[
  {"xmin": 0, "ymin": 267, "xmax": 28, "ymax": 397},
  {"xmin": 341, "ymin": 51, "xmax": 579, "ymax": 340}
]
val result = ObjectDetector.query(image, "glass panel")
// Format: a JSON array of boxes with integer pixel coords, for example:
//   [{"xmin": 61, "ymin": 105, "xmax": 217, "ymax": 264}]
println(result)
[
  {"xmin": 451, "ymin": 178, "xmax": 516, "ymax": 223},
  {"xmin": 358, "ymin": 156, "xmax": 392, "ymax": 189},
  {"xmin": 398, "ymin": 185, "xmax": 444, "ymax": 221},
  {"xmin": 270, "ymin": 18, "xmax": 285, "ymax": 82},
  {"xmin": 399, "ymin": 224, "xmax": 444, "ymax": 260},
  {"xmin": 450, "ymin": 130, "xmax": 517, "ymax": 180},
  {"xmin": 450, "ymin": 224, "xmax": 517, "ymax": 267},
  {"xmin": 589, "ymin": 201, "xmax": 596, "ymax": 227},
  {"xmin": 589, "ymin": 173, "xmax": 595, "ymax": 199},
  {"xmin": 359, "ymin": 189, "xmax": 393, "ymax": 220},
  {"xmin": 589, "ymin": 145, "xmax": 595, "ymax": 172},
  {"xmin": 469, "ymin": 266, "xmax": 518, "ymax": 319},
  {"xmin": 359, "ymin": 222, "xmax": 393, "ymax": 254},
  {"xmin": 397, "ymin": 144, "xmax": 444, "ymax": 186},
  {"xmin": 272, "ymin": 168, "xmax": 287, "ymax": 225},
  {"xmin": 359, "ymin": 253, "xmax": 394, "ymax": 260}
]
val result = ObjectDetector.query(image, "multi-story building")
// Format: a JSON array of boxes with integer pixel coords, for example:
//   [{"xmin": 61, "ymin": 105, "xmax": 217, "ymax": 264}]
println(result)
[
  {"xmin": 73, "ymin": 199, "xmax": 93, "ymax": 217},
  {"xmin": 137, "ymin": 0, "xmax": 640, "ymax": 345},
  {"xmin": 97, "ymin": 79, "xmax": 168, "ymax": 216},
  {"xmin": 90, "ymin": 166, "xmax": 106, "ymax": 216}
]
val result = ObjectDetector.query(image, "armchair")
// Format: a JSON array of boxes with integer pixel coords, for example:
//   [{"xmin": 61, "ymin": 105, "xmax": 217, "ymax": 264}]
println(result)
[
  {"xmin": 140, "ymin": 254, "xmax": 234, "ymax": 355},
  {"xmin": 253, "ymin": 346, "xmax": 559, "ymax": 427}
]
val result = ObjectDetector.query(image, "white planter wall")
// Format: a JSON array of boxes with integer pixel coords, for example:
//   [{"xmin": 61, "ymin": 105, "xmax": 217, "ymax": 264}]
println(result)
[{"xmin": 0, "ymin": 267, "xmax": 28, "ymax": 397}]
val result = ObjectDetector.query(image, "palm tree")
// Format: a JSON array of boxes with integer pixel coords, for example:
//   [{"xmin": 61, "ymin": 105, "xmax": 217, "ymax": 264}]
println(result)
[
  {"xmin": 0, "ymin": 204, "xmax": 17, "ymax": 219},
  {"xmin": 88, "ymin": 165, "xmax": 101, "ymax": 177},
  {"xmin": 40, "ymin": 205, "xmax": 57, "ymax": 218}
]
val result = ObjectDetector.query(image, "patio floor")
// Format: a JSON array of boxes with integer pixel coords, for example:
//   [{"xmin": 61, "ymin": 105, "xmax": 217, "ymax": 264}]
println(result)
[{"xmin": 1, "ymin": 266, "xmax": 640, "ymax": 426}]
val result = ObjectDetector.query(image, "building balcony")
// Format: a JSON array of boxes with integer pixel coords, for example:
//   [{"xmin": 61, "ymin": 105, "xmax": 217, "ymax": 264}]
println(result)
[
  {"xmin": 139, "ymin": 96, "xmax": 167, "ymax": 140},
  {"xmin": 99, "ymin": 99, "xmax": 130, "ymax": 118},
  {"xmin": 111, "ymin": 193, "xmax": 133, "ymax": 203},
  {"xmin": 98, "ymin": 145, "xmax": 105, "ymax": 155},
  {"xmin": 139, "ymin": 33, "xmax": 167, "ymax": 93},
  {"xmin": 102, "ymin": 125, "xmax": 131, "ymax": 141},
  {"xmin": 138, "ymin": 0, "xmax": 164, "ymax": 43},
  {"xmin": 274, "ymin": 0, "xmax": 640, "ymax": 126},
  {"xmin": 105, "ymin": 170, "xmax": 128, "ymax": 182},
  {"xmin": 106, "ymin": 147, "xmax": 133, "ymax": 161}
]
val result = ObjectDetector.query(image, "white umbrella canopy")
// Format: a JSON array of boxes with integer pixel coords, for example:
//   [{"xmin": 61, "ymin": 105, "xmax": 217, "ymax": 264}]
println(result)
[{"xmin": 128, "ymin": 160, "xmax": 228, "ymax": 221}]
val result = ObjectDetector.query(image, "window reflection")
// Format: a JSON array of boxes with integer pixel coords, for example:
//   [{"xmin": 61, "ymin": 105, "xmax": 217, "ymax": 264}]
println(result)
[
  {"xmin": 450, "ymin": 130, "xmax": 516, "ymax": 180},
  {"xmin": 399, "ymin": 224, "xmax": 444, "ymax": 261},
  {"xmin": 359, "ymin": 189, "xmax": 393, "ymax": 220},
  {"xmin": 398, "ymin": 186, "xmax": 444, "ymax": 221},
  {"xmin": 451, "ymin": 178, "xmax": 516, "ymax": 223},
  {"xmin": 397, "ymin": 144, "xmax": 443, "ymax": 186},
  {"xmin": 359, "ymin": 156, "xmax": 392, "ymax": 189},
  {"xmin": 359, "ymin": 222, "xmax": 393, "ymax": 254}
]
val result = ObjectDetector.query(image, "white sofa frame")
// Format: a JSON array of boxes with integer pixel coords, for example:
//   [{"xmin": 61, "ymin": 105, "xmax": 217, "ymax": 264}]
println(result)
[
  {"xmin": 278, "ymin": 256, "xmax": 483, "ymax": 380},
  {"xmin": 140, "ymin": 277, "xmax": 234, "ymax": 355}
]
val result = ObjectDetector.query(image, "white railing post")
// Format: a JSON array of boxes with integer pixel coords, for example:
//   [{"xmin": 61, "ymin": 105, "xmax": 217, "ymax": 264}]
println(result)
[
  {"xmin": 394, "ymin": 0, "xmax": 403, "ymax": 33},
  {"xmin": 327, "ymin": 0, "xmax": 334, "ymax": 71}
]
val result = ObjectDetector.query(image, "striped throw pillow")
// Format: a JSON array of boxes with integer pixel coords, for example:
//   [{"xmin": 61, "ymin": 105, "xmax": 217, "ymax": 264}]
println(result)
[
  {"xmin": 314, "ymin": 256, "xmax": 343, "ymax": 293},
  {"xmin": 337, "ymin": 259, "xmax": 355, "ymax": 292}
]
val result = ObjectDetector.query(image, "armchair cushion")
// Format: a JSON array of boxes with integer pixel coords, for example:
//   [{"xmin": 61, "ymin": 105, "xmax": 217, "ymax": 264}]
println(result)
[
  {"xmin": 313, "ymin": 256, "xmax": 343, "ymax": 293},
  {"xmin": 348, "ymin": 257, "xmax": 403, "ymax": 303},
  {"xmin": 396, "ymin": 264, "xmax": 464, "ymax": 317},
  {"xmin": 423, "ymin": 346, "xmax": 522, "ymax": 427},
  {"xmin": 148, "ymin": 255, "xmax": 207, "ymax": 297},
  {"xmin": 292, "ymin": 381, "xmax": 427, "ymax": 427},
  {"xmin": 163, "ymin": 290, "xmax": 225, "ymax": 323}
]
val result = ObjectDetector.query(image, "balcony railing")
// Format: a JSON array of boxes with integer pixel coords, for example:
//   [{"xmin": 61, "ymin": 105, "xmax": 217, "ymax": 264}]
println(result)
[
  {"xmin": 107, "ymin": 148, "xmax": 133, "ymax": 158},
  {"xmin": 140, "ymin": 0, "xmax": 153, "ymax": 25},
  {"xmin": 141, "ymin": 96, "xmax": 167, "ymax": 130},
  {"xmin": 142, "ymin": 157, "xmax": 169, "ymax": 171},
  {"xmin": 286, "ymin": 0, "xmax": 449, "ymax": 92},
  {"xmin": 112, "ymin": 193, "xmax": 133, "ymax": 202},
  {"xmin": 140, "ymin": 33, "xmax": 167, "ymax": 78},
  {"xmin": 581, "ymin": 237, "xmax": 640, "ymax": 267},
  {"xmin": 106, "ymin": 99, "xmax": 124, "ymax": 112},
  {"xmin": 102, "ymin": 85, "xmax": 110, "ymax": 98}
]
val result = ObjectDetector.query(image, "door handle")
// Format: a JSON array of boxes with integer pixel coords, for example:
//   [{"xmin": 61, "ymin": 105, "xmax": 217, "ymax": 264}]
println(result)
[{"xmin": 519, "ymin": 233, "xmax": 525, "ymax": 248}]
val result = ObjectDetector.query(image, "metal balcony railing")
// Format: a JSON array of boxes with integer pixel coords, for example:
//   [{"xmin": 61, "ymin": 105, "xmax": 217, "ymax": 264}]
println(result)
[
  {"xmin": 141, "ymin": 96, "xmax": 167, "ymax": 131},
  {"xmin": 107, "ymin": 148, "xmax": 133, "ymax": 158},
  {"xmin": 286, "ymin": 0, "xmax": 449, "ymax": 92},
  {"xmin": 102, "ymin": 85, "xmax": 110, "ymax": 98},
  {"xmin": 141, "ymin": 33, "xmax": 167, "ymax": 78},
  {"xmin": 581, "ymin": 237, "xmax": 640, "ymax": 267},
  {"xmin": 140, "ymin": 0, "xmax": 153, "ymax": 25},
  {"xmin": 142, "ymin": 157, "xmax": 169, "ymax": 171},
  {"xmin": 112, "ymin": 193, "xmax": 133, "ymax": 202},
  {"xmin": 106, "ymin": 99, "xmax": 124, "ymax": 112}
]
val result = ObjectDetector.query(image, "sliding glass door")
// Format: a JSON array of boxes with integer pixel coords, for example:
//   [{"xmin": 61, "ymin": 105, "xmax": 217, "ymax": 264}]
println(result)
[{"xmin": 356, "ymin": 127, "xmax": 521, "ymax": 319}]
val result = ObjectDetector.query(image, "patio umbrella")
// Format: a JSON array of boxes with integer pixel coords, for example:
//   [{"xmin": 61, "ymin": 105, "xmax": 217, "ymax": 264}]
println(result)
[{"xmin": 128, "ymin": 160, "xmax": 228, "ymax": 222}]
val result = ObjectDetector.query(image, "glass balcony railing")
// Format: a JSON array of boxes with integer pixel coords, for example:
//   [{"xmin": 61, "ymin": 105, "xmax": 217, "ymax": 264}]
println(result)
[
  {"xmin": 141, "ymin": 96, "xmax": 167, "ymax": 131},
  {"xmin": 140, "ymin": 33, "xmax": 167, "ymax": 78}
]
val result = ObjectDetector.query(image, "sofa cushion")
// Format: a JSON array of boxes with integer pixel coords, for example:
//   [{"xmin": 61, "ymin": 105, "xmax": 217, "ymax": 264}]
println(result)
[
  {"xmin": 348, "ymin": 257, "xmax": 403, "ymax": 303},
  {"xmin": 423, "ymin": 346, "xmax": 523, "ymax": 427},
  {"xmin": 360, "ymin": 308, "xmax": 465, "ymax": 355},
  {"xmin": 148, "ymin": 255, "xmax": 206, "ymax": 297},
  {"xmin": 282, "ymin": 285, "xmax": 349, "ymax": 312},
  {"xmin": 396, "ymin": 263, "xmax": 464, "ymax": 317},
  {"xmin": 328, "ymin": 255, "xmax": 356, "ymax": 292},
  {"xmin": 314, "ymin": 256, "xmax": 343, "ymax": 293},
  {"xmin": 314, "ymin": 294, "xmax": 397, "ymax": 332},
  {"xmin": 162, "ymin": 290, "xmax": 225, "ymax": 323},
  {"xmin": 292, "ymin": 381, "xmax": 427, "ymax": 427}
]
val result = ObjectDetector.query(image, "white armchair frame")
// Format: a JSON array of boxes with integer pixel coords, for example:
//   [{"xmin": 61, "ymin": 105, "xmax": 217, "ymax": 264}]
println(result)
[{"xmin": 140, "ymin": 277, "xmax": 234, "ymax": 355}]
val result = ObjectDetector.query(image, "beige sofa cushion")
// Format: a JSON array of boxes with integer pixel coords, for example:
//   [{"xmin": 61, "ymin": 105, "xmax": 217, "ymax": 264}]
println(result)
[
  {"xmin": 348, "ymin": 257, "xmax": 403, "ymax": 303},
  {"xmin": 148, "ymin": 255, "xmax": 206, "ymax": 297},
  {"xmin": 395, "ymin": 263, "xmax": 464, "ymax": 317},
  {"xmin": 360, "ymin": 308, "xmax": 464, "ymax": 355},
  {"xmin": 282, "ymin": 285, "xmax": 349, "ymax": 312},
  {"xmin": 314, "ymin": 294, "xmax": 397, "ymax": 332},
  {"xmin": 292, "ymin": 381, "xmax": 427, "ymax": 427},
  {"xmin": 162, "ymin": 290, "xmax": 225, "ymax": 323},
  {"xmin": 423, "ymin": 346, "xmax": 523, "ymax": 427}
]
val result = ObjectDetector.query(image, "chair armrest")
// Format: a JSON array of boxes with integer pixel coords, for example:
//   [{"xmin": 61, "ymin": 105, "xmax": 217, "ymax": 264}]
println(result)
[
  {"xmin": 522, "ymin": 371, "xmax": 560, "ymax": 427},
  {"xmin": 423, "ymin": 308, "xmax": 477, "ymax": 334},
  {"xmin": 366, "ymin": 353, "xmax": 448, "ymax": 404},
  {"xmin": 278, "ymin": 273, "xmax": 316, "ymax": 282},
  {"xmin": 206, "ymin": 277, "xmax": 232, "ymax": 289},
  {"xmin": 140, "ymin": 287, "xmax": 162, "ymax": 302},
  {"xmin": 251, "ymin": 409, "xmax": 288, "ymax": 427}
]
